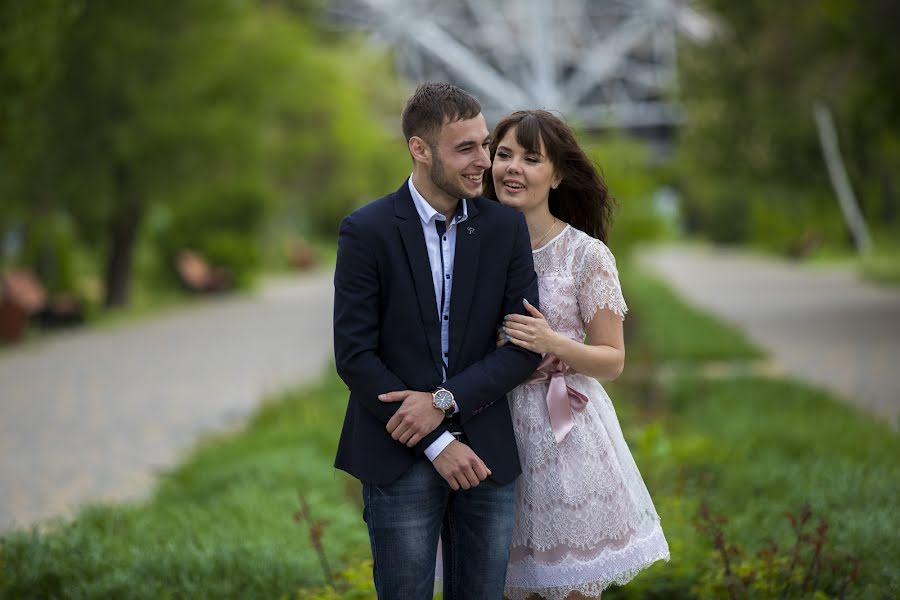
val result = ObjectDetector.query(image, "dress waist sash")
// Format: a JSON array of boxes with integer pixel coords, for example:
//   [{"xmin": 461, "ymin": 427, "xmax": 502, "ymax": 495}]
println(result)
[{"xmin": 525, "ymin": 354, "xmax": 588, "ymax": 444}]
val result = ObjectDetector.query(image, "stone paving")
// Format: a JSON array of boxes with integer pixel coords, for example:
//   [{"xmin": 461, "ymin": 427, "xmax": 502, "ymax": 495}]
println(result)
[
  {"xmin": 639, "ymin": 245, "xmax": 900, "ymax": 427},
  {"xmin": 0, "ymin": 271, "xmax": 335, "ymax": 531}
]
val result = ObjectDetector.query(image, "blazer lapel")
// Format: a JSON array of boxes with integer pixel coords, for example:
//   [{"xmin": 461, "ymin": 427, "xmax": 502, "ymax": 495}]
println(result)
[
  {"xmin": 448, "ymin": 199, "xmax": 481, "ymax": 374},
  {"xmin": 395, "ymin": 184, "xmax": 443, "ymax": 372}
]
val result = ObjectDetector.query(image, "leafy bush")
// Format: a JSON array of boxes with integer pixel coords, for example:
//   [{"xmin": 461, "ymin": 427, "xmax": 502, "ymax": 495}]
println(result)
[
  {"xmin": 17, "ymin": 212, "xmax": 83, "ymax": 296},
  {"xmin": 151, "ymin": 179, "xmax": 273, "ymax": 289},
  {"xmin": 603, "ymin": 373, "xmax": 898, "ymax": 600},
  {"xmin": 672, "ymin": 174, "xmax": 848, "ymax": 256},
  {"xmin": 693, "ymin": 502, "xmax": 861, "ymax": 599},
  {"xmin": 294, "ymin": 560, "xmax": 376, "ymax": 600},
  {"xmin": 586, "ymin": 135, "xmax": 672, "ymax": 259}
]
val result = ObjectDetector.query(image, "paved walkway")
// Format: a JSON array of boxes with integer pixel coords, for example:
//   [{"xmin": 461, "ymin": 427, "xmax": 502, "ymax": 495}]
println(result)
[
  {"xmin": 639, "ymin": 245, "xmax": 900, "ymax": 427},
  {"xmin": 0, "ymin": 271, "xmax": 335, "ymax": 531}
]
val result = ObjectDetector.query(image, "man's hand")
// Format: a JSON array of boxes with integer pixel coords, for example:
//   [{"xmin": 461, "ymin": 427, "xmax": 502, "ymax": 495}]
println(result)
[
  {"xmin": 379, "ymin": 390, "xmax": 444, "ymax": 447},
  {"xmin": 432, "ymin": 440, "xmax": 491, "ymax": 490}
]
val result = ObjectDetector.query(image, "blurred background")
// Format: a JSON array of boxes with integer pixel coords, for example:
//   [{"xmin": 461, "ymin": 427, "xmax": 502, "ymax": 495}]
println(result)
[
  {"xmin": 1, "ymin": 1, "xmax": 898, "ymax": 598},
  {"xmin": 2, "ymin": 0, "xmax": 898, "ymax": 318}
]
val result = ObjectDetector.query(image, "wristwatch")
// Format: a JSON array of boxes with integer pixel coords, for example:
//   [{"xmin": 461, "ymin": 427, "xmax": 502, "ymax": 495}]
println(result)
[{"xmin": 432, "ymin": 387, "xmax": 456, "ymax": 417}]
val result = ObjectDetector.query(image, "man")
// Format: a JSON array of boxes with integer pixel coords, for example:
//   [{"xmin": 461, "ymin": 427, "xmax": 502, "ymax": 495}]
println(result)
[{"xmin": 333, "ymin": 83, "xmax": 541, "ymax": 599}]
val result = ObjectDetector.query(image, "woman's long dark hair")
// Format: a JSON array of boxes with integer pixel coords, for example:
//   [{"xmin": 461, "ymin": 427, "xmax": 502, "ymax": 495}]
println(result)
[{"xmin": 483, "ymin": 110, "xmax": 615, "ymax": 243}]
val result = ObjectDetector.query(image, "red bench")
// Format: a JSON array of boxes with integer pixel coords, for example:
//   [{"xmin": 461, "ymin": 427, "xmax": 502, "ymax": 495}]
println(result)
[
  {"xmin": 0, "ymin": 270, "xmax": 85, "ymax": 342},
  {"xmin": 175, "ymin": 250, "xmax": 233, "ymax": 294},
  {"xmin": 0, "ymin": 271, "xmax": 46, "ymax": 341}
]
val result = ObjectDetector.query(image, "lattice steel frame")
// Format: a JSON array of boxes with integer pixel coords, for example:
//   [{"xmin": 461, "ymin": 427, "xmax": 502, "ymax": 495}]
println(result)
[{"xmin": 331, "ymin": 0, "xmax": 712, "ymax": 129}]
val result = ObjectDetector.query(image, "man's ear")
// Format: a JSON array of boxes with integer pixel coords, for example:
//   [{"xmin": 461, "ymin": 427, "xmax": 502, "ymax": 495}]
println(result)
[{"xmin": 408, "ymin": 136, "xmax": 430, "ymax": 164}]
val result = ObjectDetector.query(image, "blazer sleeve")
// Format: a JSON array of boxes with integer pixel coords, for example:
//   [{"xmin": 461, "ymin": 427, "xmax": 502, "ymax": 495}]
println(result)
[
  {"xmin": 442, "ymin": 212, "xmax": 542, "ymax": 422},
  {"xmin": 333, "ymin": 213, "xmax": 450, "ymax": 453}
]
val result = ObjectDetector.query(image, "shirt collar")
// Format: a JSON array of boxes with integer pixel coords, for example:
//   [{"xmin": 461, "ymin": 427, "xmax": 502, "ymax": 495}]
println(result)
[{"xmin": 408, "ymin": 175, "xmax": 468, "ymax": 226}]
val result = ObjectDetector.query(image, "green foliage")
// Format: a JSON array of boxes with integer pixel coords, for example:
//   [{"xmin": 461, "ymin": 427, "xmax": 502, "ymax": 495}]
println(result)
[
  {"xmin": 294, "ymin": 560, "xmax": 377, "ymax": 600},
  {"xmin": 674, "ymin": 0, "xmax": 900, "ymax": 253},
  {"xmin": 0, "ymin": 1, "xmax": 409, "ymax": 306},
  {"xmin": 17, "ymin": 212, "xmax": 82, "ymax": 295},
  {"xmin": 152, "ymin": 178, "xmax": 274, "ymax": 288},
  {"xmin": 3, "ymin": 267, "xmax": 896, "ymax": 598},
  {"xmin": 692, "ymin": 502, "xmax": 862, "ymax": 599},
  {"xmin": 858, "ymin": 236, "xmax": 900, "ymax": 285},
  {"xmin": 586, "ymin": 136, "xmax": 672, "ymax": 259},
  {"xmin": 605, "ymin": 383, "xmax": 896, "ymax": 600},
  {"xmin": 603, "ymin": 265, "xmax": 898, "ymax": 599}
]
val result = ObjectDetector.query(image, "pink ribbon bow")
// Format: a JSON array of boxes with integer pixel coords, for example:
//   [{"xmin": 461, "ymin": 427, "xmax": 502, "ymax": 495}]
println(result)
[{"xmin": 525, "ymin": 354, "xmax": 588, "ymax": 443}]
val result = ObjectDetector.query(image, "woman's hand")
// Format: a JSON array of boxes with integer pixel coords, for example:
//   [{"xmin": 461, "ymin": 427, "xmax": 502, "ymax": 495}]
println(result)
[{"xmin": 501, "ymin": 299, "xmax": 560, "ymax": 354}]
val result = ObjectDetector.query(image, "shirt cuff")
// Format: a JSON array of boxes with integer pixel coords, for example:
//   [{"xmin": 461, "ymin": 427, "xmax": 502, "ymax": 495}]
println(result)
[{"xmin": 424, "ymin": 431, "xmax": 456, "ymax": 462}]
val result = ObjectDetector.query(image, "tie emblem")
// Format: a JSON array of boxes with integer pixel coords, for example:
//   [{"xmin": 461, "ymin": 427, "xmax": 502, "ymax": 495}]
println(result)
[{"xmin": 467, "ymin": 227, "xmax": 476, "ymax": 235}]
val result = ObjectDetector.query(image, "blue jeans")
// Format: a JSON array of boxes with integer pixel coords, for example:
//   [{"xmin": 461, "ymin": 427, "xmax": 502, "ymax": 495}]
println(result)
[{"xmin": 362, "ymin": 459, "xmax": 516, "ymax": 600}]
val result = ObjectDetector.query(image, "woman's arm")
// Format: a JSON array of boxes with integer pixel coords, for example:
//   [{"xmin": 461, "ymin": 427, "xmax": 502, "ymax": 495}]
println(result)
[{"xmin": 501, "ymin": 300, "xmax": 625, "ymax": 380}]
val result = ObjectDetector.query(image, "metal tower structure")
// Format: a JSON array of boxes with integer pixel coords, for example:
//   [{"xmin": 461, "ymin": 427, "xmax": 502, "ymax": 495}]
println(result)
[{"xmin": 331, "ymin": 0, "xmax": 713, "ymax": 130}]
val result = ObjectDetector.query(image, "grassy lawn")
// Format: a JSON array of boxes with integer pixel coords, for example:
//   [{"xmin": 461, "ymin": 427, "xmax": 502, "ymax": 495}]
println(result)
[
  {"xmin": 1, "ymin": 265, "xmax": 896, "ymax": 598},
  {"xmin": 603, "ymin": 374, "xmax": 899, "ymax": 599},
  {"xmin": 859, "ymin": 241, "xmax": 900, "ymax": 286},
  {"xmin": 0, "ymin": 375, "xmax": 368, "ymax": 599},
  {"xmin": 622, "ymin": 267, "xmax": 763, "ymax": 362},
  {"xmin": 602, "ymin": 267, "xmax": 899, "ymax": 599}
]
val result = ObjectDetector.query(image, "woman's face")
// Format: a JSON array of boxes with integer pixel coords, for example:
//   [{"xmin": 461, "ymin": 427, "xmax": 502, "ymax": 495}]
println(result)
[{"xmin": 491, "ymin": 126, "xmax": 560, "ymax": 213}]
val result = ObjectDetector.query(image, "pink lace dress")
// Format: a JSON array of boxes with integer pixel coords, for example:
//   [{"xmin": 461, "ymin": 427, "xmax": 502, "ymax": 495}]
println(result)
[{"xmin": 505, "ymin": 225, "xmax": 669, "ymax": 600}]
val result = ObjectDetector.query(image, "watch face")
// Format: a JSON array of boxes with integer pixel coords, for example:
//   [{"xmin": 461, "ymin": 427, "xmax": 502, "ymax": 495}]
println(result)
[{"xmin": 434, "ymin": 389, "xmax": 453, "ymax": 410}]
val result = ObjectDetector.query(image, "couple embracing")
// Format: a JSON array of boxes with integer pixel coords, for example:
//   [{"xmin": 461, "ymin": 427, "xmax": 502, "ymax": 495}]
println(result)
[{"xmin": 333, "ymin": 83, "xmax": 669, "ymax": 600}]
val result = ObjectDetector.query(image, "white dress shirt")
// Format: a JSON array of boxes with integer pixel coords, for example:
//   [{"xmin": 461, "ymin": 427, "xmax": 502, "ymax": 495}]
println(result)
[{"xmin": 407, "ymin": 176, "xmax": 467, "ymax": 461}]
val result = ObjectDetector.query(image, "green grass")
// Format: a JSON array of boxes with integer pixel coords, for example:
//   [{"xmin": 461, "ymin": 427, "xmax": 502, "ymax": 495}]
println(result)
[
  {"xmin": 2, "ymin": 265, "xmax": 896, "ymax": 599},
  {"xmin": 603, "ymin": 265, "xmax": 899, "ymax": 599},
  {"xmin": 603, "ymin": 375, "xmax": 900, "ymax": 599},
  {"xmin": 0, "ymin": 374, "xmax": 368, "ymax": 599},
  {"xmin": 859, "ymin": 244, "xmax": 900, "ymax": 286},
  {"xmin": 621, "ymin": 267, "xmax": 764, "ymax": 362}
]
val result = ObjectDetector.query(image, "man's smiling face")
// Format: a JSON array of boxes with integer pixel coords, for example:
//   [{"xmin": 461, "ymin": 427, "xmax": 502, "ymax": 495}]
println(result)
[{"xmin": 428, "ymin": 113, "xmax": 492, "ymax": 202}]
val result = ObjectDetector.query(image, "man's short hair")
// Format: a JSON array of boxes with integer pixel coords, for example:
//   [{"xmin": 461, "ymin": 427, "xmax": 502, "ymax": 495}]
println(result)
[{"xmin": 401, "ymin": 83, "xmax": 482, "ymax": 145}]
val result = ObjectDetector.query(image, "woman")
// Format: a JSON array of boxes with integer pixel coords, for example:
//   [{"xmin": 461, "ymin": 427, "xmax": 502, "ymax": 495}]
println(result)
[{"xmin": 485, "ymin": 110, "xmax": 669, "ymax": 600}]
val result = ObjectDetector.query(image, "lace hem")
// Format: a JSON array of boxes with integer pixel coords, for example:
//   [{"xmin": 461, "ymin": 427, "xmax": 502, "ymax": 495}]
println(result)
[{"xmin": 505, "ymin": 520, "xmax": 669, "ymax": 599}]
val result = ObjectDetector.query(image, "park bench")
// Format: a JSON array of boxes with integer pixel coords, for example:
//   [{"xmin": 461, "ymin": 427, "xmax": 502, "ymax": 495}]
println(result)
[
  {"xmin": 788, "ymin": 230, "xmax": 821, "ymax": 260},
  {"xmin": 285, "ymin": 237, "xmax": 318, "ymax": 271},
  {"xmin": 175, "ymin": 250, "xmax": 233, "ymax": 294},
  {"xmin": 0, "ymin": 270, "xmax": 84, "ymax": 342}
]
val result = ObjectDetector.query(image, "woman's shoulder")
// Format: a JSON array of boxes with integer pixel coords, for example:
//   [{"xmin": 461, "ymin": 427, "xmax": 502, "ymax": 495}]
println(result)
[
  {"xmin": 564, "ymin": 225, "xmax": 616, "ymax": 258},
  {"xmin": 560, "ymin": 225, "xmax": 619, "ymax": 278}
]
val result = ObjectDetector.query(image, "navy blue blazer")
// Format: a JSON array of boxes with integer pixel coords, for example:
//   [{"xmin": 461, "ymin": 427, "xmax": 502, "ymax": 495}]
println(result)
[{"xmin": 333, "ymin": 180, "xmax": 542, "ymax": 485}]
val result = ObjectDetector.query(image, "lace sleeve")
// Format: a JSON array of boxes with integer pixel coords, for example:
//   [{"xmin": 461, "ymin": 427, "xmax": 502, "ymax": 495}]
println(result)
[{"xmin": 575, "ymin": 239, "xmax": 627, "ymax": 323}]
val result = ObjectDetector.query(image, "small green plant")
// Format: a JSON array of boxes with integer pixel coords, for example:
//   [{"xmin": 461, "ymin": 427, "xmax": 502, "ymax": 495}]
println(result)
[
  {"xmin": 294, "ymin": 560, "xmax": 376, "ymax": 600},
  {"xmin": 294, "ymin": 491, "xmax": 335, "ymax": 587},
  {"xmin": 293, "ymin": 490, "xmax": 377, "ymax": 599},
  {"xmin": 693, "ymin": 502, "xmax": 861, "ymax": 599}
]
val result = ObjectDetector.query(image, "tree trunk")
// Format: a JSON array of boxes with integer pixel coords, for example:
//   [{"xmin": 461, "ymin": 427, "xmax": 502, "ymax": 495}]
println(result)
[{"xmin": 103, "ymin": 163, "xmax": 143, "ymax": 308}]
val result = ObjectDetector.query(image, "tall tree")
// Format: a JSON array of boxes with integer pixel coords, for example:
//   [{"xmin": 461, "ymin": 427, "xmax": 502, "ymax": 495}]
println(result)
[
  {"xmin": 1, "ymin": 0, "xmax": 408, "ymax": 306},
  {"xmin": 675, "ymin": 0, "xmax": 900, "ymax": 247}
]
